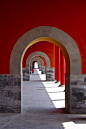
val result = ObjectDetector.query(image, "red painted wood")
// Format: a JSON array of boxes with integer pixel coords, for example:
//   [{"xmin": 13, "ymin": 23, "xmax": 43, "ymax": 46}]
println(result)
[
  {"xmin": 55, "ymin": 45, "xmax": 57, "ymax": 80},
  {"xmin": 61, "ymin": 51, "xmax": 65, "ymax": 85},
  {"xmin": 57, "ymin": 47, "xmax": 61, "ymax": 82}
]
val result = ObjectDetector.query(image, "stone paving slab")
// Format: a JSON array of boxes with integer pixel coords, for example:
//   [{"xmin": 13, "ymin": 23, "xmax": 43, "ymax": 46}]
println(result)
[{"xmin": 0, "ymin": 69, "xmax": 86, "ymax": 129}]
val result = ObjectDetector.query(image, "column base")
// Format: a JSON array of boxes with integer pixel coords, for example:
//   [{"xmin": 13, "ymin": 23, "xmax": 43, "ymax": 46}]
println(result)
[
  {"xmin": 23, "ymin": 68, "xmax": 30, "ymax": 81},
  {"xmin": 65, "ymin": 73, "xmax": 86, "ymax": 114},
  {"xmin": 46, "ymin": 67, "xmax": 55, "ymax": 81},
  {"xmin": 0, "ymin": 74, "xmax": 21, "ymax": 113},
  {"xmin": 55, "ymin": 81, "xmax": 61, "ymax": 85},
  {"xmin": 41, "ymin": 66, "xmax": 46, "ymax": 74},
  {"xmin": 58, "ymin": 84, "xmax": 65, "ymax": 87}
]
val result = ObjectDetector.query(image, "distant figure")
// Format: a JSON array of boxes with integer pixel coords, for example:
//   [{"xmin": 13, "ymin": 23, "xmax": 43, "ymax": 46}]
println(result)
[{"xmin": 32, "ymin": 69, "xmax": 34, "ymax": 73}]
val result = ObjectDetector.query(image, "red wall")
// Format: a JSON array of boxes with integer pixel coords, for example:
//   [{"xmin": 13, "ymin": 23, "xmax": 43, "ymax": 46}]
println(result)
[
  {"xmin": 23, "ymin": 41, "xmax": 55, "ymax": 67},
  {"xmin": 0, "ymin": 0, "xmax": 86, "ymax": 74}
]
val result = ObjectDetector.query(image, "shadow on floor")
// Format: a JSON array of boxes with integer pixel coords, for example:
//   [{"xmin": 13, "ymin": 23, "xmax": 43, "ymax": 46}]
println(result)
[{"xmin": 24, "ymin": 108, "xmax": 68, "ymax": 114}]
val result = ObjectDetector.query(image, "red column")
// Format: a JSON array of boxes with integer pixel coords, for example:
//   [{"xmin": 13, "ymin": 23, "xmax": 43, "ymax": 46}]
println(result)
[
  {"xmin": 61, "ymin": 51, "xmax": 65, "ymax": 85},
  {"xmin": 55, "ymin": 45, "xmax": 57, "ymax": 81},
  {"xmin": 57, "ymin": 47, "xmax": 61, "ymax": 82}
]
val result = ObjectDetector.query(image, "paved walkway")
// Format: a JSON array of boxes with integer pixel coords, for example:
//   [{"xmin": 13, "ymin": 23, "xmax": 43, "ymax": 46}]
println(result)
[
  {"xmin": 0, "ymin": 69, "xmax": 86, "ymax": 129},
  {"xmin": 22, "ymin": 69, "xmax": 55, "ymax": 113}
]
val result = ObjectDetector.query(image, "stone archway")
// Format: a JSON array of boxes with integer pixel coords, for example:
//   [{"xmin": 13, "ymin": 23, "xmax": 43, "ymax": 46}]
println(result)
[
  {"xmin": 30, "ymin": 56, "xmax": 44, "ymax": 72},
  {"xmin": 23, "ymin": 55, "xmax": 46, "ymax": 81},
  {"xmin": 31, "ymin": 60, "xmax": 40, "ymax": 69},
  {"xmin": 31, "ymin": 59, "xmax": 41, "ymax": 68},
  {"xmin": 26, "ymin": 51, "xmax": 50, "ymax": 68},
  {"xmin": 26, "ymin": 51, "xmax": 50, "ymax": 76},
  {"xmin": 23, "ymin": 57, "xmax": 42, "ymax": 81},
  {"xmin": 10, "ymin": 26, "xmax": 81, "ymax": 75},
  {"xmin": 30, "ymin": 56, "xmax": 44, "ymax": 68},
  {"xmin": 9, "ymin": 26, "xmax": 84, "ymax": 114},
  {"xmin": 26, "ymin": 52, "xmax": 53, "ymax": 79}
]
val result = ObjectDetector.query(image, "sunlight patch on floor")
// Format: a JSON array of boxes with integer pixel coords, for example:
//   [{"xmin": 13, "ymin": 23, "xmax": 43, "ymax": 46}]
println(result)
[
  {"xmin": 62, "ymin": 121, "xmax": 86, "ymax": 129},
  {"xmin": 39, "ymin": 74, "xmax": 46, "ymax": 81},
  {"xmin": 37, "ymin": 69, "xmax": 65, "ymax": 108},
  {"xmin": 36, "ymin": 69, "xmax": 42, "ymax": 74},
  {"xmin": 36, "ymin": 69, "xmax": 46, "ymax": 80}
]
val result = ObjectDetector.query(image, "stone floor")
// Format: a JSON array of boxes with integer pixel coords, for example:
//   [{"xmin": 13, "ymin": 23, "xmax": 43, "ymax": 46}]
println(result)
[{"xmin": 0, "ymin": 69, "xmax": 86, "ymax": 129}]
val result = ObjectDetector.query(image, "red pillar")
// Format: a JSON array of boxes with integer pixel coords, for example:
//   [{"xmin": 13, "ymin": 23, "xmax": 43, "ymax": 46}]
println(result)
[
  {"xmin": 57, "ymin": 47, "xmax": 61, "ymax": 82},
  {"xmin": 55, "ymin": 45, "xmax": 57, "ymax": 81},
  {"xmin": 61, "ymin": 51, "xmax": 65, "ymax": 85}
]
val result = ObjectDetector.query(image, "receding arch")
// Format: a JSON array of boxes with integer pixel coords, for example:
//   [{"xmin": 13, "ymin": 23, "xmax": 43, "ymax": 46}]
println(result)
[
  {"xmin": 31, "ymin": 60, "xmax": 40, "ymax": 69},
  {"xmin": 26, "ymin": 51, "xmax": 49, "ymax": 68},
  {"xmin": 30, "ymin": 56, "xmax": 44, "ymax": 67},
  {"xmin": 32, "ymin": 61, "xmax": 39, "ymax": 69},
  {"xmin": 10, "ymin": 26, "xmax": 81, "ymax": 75}
]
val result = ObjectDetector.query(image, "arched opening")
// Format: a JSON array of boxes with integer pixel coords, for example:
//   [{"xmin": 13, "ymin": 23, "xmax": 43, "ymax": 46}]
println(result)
[
  {"xmin": 22, "ymin": 38, "xmax": 68, "ymax": 112},
  {"xmin": 30, "ymin": 56, "xmax": 46, "ymax": 81},
  {"xmin": 25, "ymin": 51, "xmax": 50, "ymax": 80},
  {"xmin": 30, "ymin": 56, "xmax": 44, "ymax": 75},
  {"xmin": 10, "ymin": 26, "xmax": 81, "ymax": 114},
  {"xmin": 30, "ymin": 56, "xmax": 44, "ymax": 68},
  {"xmin": 26, "ymin": 51, "xmax": 50, "ymax": 68},
  {"xmin": 34, "ymin": 62, "xmax": 38, "ymax": 69}
]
